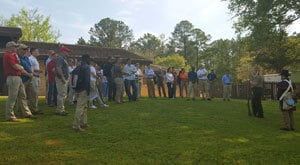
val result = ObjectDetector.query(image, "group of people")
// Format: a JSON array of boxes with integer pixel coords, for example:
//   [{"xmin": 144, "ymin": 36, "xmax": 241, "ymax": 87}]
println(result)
[{"xmin": 3, "ymin": 41, "xmax": 296, "ymax": 132}]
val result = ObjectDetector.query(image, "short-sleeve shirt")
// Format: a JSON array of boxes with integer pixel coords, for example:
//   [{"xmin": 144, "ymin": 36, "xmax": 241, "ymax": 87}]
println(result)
[
  {"xmin": 29, "ymin": 55, "xmax": 40, "ymax": 76},
  {"xmin": 20, "ymin": 55, "xmax": 32, "ymax": 83},
  {"xmin": 197, "ymin": 69, "xmax": 208, "ymax": 80},
  {"xmin": 144, "ymin": 68, "xmax": 155, "ymax": 79},
  {"xmin": 123, "ymin": 64, "xmax": 137, "ymax": 80},
  {"xmin": 90, "ymin": 66, "xmax": 97, "ymax": 82},
  {"xmin": 47, "ymin": 60, "xmax": 56, "ymax": 82},
  {"xmin": 55, "ymin": 55, "xmax": 69, "ymax": 79},
  {"xmin": 3, "ymin": 51, "xmax": 22, "ymax": 76}
]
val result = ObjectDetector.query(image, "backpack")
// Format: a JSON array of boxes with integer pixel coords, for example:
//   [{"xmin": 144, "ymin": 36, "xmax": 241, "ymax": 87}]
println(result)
[{"xmin": 70, "ymin": 66, "xmax": 82, "ymax": 89}]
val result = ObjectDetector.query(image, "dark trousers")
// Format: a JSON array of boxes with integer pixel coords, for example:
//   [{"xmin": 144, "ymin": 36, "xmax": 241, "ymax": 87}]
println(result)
[
  {"xmin": 157, "ymin": 84, "xmax": 166, "ymax": 97},
  {"xmin": 47, "ymin": 81, "xmax": 57, "ymax": 105},
  {"xmin": 167, "ymin": 82, "xmax": 174, "ymax": 98},
  {"xmin": 124, "ymin": 79, "xmax": 137, "ymax": 101},
  {"xmin": 251, "ymin": 87, "xmax": 264, "ymax": 117},
  {"xmin": 107, "ymin": 77, "xmax": 115, "ymax": 101}
]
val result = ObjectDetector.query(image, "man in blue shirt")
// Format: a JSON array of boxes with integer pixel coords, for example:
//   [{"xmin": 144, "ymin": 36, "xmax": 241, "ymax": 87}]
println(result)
[
  {"xmin": 222, "ymin": 70, "xmax": 232, "ymax": 101},
  {"xmin": 187, "ymin": 66, "xmax": 197, "ymax": 101},
  {"xmin": 207, "ymin": 69, "xmax": 217, "ymax": 100},
  {"xmin": 123, "ymin": 58, "xmax": 137, "ymax": 102}
]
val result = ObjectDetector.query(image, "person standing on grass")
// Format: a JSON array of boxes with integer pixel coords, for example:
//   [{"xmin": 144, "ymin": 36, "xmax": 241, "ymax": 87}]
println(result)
[
  {"xmin": 55, "ymin": 45, "xmax": 70, "ymax": 116},
  {"xmin": 187, "ymin": 66, "xmax": 197, "ymax": 101},
  {"xmin": 73, "ymin": 54, "xmax": 90, "ymax": 132},
  {"xmin": 102, "ymin": 56, "xmax": 115, "ymax": 102},
  {"xmin": 179, "ymin": 68, "xmax": 188, "ymax": 98},
  {"xmin": 112, "ymin": 57, "xmax": 125, "ymax": 104},
  {"xmin": 145, "ymin": 64, "xmax": 156, "ymax": 98},
  {"xmin": 47, "ymin": 50, "xmax": 57, "ymax": 107},
  {"xmin": 28, "ymin": 47, "xmax": 43, "ymax": 115},
  {"xmin": 207, "ymin": 69, "xmax": 217, "ymax": 99},
  {"xmin": 171, "ymin": 67, "xmax": 178, "ymax": 98},
  {"xmin": 166, "ymin": 67, "xmax": 174, "ymax": 99},
  {"xmin": 156, "ymin": 67, "xmax": 167, "ymax": 98},
  {"xmin": 277, "ymin": 70, "xmax": 296, "ymax": 131},
  {"xmin": 3, "ymin": 42, "xmax": 36, "ymax": 122},
  {"xmin": 67, "ymin": 59, "xmax": 76, "ymax": 105},
  {"xmin": 135, "ymin": 63, "xmax": 143, "ymax": 98},
  {"xmin": 123, "ymin": 58, "xmax": 138, "ymax": 102},
  {"xmin": 222, "ymin": 70, "xmax": 232, "ymax": 101},
  {"xmin": 197, "ymin": 64, "xmax": 209, "ymax": 100},
  {"xmin": 250, "ymin": 67, "xmax": 264, "ymax": 118}
]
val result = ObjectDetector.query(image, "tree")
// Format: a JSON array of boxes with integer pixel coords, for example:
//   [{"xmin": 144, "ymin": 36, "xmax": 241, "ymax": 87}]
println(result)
[
  {"xmin": 225, "ymin": 0, "xmax": 300, "ymax": 71},
  {"xmin": 171, "ymin": 20, "xmax": 194, "ymax": 59},
  {"xmin": 130, "ymin": 33, "xmax": 161, "ymax": 57},
  {"xmin": 2, "ymin": 8, "xmax": 60, "ymax": 42},
  {"xmin": 155, "ymin": 54, "xmax": 187, "ymax": 69},
  {"xmin": 191, "ymin": 28, "xmax": 211, "ymax": 67},
  {"xmin": 88, "ymin": 18, "xmax": 134, "ymax": 48},
  {"xmin": 76, "ymin": 37, "xmax": 88, "ymax": 45}
]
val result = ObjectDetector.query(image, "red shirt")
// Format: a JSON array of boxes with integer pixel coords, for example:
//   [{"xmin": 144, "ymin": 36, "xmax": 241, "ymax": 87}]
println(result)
[
  {"xmin": 3, "ymin": 50, "xmax": 22, "ymax": 76},
  {"xmin": 47, "ymin": 60, "xmax": 56, "ymax": 82}
]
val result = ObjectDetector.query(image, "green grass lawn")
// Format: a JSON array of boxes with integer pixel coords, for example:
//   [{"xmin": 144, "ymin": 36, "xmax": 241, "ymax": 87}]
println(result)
[{"xmin": 0, "ymin": 98, "xmax": 299, "ymax": 164}]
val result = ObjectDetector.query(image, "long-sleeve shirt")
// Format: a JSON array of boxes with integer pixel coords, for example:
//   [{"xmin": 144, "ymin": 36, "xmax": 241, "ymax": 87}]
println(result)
[
  {"xmin": 166, "ymin": 72, "xmax": 174, "ymax": 83},
  {"xmin": 222, "ymin": 74, "xmax": 232, "ymax": 85},
  {"xmin": 19, "ymin": 55, "xmax": 32, "ymax": 83},
  {"xmin": 144, "ymin": 68, "xmax": 155, "ymax": 79},
  {"xmin": 188, "ymin": 71, "xmax": 197, "ymax": 82}
]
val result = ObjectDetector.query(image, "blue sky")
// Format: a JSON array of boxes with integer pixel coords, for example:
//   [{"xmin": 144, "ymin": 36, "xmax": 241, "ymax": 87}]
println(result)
[{"xmin": 1, "ymin": 0, "xmax": 299, "ymax": 44}]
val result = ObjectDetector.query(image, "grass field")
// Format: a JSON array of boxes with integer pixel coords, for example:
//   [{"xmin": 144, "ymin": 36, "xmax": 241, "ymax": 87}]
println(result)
[{"xmin": 0, "ymin": 97, "xmax": 299, "ymax": 164}]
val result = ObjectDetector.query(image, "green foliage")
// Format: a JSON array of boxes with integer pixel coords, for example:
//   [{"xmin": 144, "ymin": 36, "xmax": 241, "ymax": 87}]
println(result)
[
  {"xmin": 0, "ymin": 98, "xmax": 299, "ymax": 164},
  {"xmin": 155, "ymin": 54, "xmax": 187, "ymax": 69},
  {"xmin": 89, "ymin": 17, "xmax": 134, "ymax": 48},
  {"xmin": 76, "ymin": 37, "xmax": 88, "ymax": 45},
  {"xmin": 3, "ymin": 8, "xmax": 60, "ymax": 42},
  {"xmin": 130, "ymin": 33, "xmax": 162, "ymax": 57}
]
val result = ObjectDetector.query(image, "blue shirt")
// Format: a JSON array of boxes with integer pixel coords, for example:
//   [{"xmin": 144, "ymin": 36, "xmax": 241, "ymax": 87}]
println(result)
[
  {"xmin": 222, "ymin": 74, "xmax": 232, "ymax": 85},
  {"xmin": 207, "ymin": 73, "xmax": 217, "ymax": 81},
  {"xmin": 123, "ymin": 64, "xmax": 137, "ymax": 80},
  {"xmin": 144, "ymin": 68, "xmax": 155, "ymax": 79},
  {"xmin": 19, "ymin": 55, "xmax": 32, "ymax": 83},
  {"xmin": 188, "ymin": 71, "xmax": 197, "ymax": 82}
]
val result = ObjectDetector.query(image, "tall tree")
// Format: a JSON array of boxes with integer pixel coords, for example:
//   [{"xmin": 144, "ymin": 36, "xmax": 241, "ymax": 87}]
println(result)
[
  {"xmin": 76, "ymin": 37, "xmax": 88, "ymax": 45},
  {"xmin": 88, "ymin": 18, "xmax": 134, "ymax": 48},
  {"xmin": 191, "ymin": 28, "xmax": 211, "ymax": 67},
  {"xmin": 171, "ymin": 20, "xmax": 194, "ymax": 59},
  {"xmin": 2, "ymin": 8, "xmax": 60, "ymax": 42}
]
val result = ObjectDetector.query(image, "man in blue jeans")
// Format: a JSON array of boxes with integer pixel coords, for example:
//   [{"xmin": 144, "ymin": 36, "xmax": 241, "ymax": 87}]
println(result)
[{"xmin": 123, "ymin": 58, "xmax": 137, "ymax": 102}]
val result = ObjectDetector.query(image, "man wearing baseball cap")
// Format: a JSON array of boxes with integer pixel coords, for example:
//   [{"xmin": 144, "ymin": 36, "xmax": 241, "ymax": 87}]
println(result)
[
  {"xmin": 55, "ymin": 45, "xmax": 71, "ymax": 116},
  {"xmin": 3, "ymin": 42, "xmax": 36, "ymax": 121}
]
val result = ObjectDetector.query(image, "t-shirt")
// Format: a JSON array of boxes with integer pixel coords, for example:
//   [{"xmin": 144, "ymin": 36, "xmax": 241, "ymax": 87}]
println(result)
[
  {"xmin": 55, "ymin": 55, "xmax": 69, "ymax": 79},
  {"xmin": 90, "ymin": 66, "xmax": 97, "ymax": 82},
  {"xmin": 179, "ymin": 72, "xmax": 188, "ymax": 82},
  {"xmin": 29, "ymin": 55, "xmax": 40, "ymax": 76},
  {"xmin": 47, "ymin": 60, "xmax": 56, "ymax": 82}
]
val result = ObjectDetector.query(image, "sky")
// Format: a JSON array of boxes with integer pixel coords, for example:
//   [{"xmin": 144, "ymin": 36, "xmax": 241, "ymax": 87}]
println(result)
[{"xmin": 1, "ymin": 0, "xmax": 300, "ymax": 44}]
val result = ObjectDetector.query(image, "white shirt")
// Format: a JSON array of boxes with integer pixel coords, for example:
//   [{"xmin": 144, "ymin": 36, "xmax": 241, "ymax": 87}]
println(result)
[
  {"xmin": 29, "ymin": 55, "xmax": 40, "ymax": 76},
  {"xmin": 90, "ymin": 66, "xmax": 97, "ymax": 82},
  {"xmin": 197, "ymin": 69, "xmax": 208, "ymax": 80},
  {"xmin": 135, "ymin": 68, "xmax": 143, "ymax": 80},
  {"xmin": 166, "ymin": 73, "xmax": 174, "ymax": 83}
]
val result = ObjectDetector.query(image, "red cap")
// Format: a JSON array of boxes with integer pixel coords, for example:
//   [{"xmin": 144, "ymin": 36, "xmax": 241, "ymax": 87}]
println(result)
[{"xmin": 60, "ymin": 46, "xmax": 71, "ymax": 52}]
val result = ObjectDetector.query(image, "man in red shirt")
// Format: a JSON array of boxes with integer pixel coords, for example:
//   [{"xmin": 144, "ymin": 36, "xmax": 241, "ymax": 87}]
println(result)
[{"xmin": 3, "ymin": 41, "xmax": 36, "ymax": 122}]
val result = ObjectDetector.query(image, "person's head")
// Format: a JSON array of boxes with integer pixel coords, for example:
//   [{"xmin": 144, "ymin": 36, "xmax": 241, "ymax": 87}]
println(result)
[
  {"xmin": 181, "ymin": 68, "xmax": 185, "ymax": 72},
  {"xmin": 48, "ymin": 50, "xmax": 57, "ymax": 61},
  {"xmin": 81, "ymin": 54, "xmax": 90, "ymax": 64},
  {"xmin": 199, "ymin": 63, "xmax": 204, "ymax": 69},
  {"xmin": 30, "ymin": 48, "xmax": 39, "ymax": 57},
  {"xmin": 126, "ymin": 58, "xmax": 131, "ymax": 65},
  {"xmin": 191, "ymin": 66, "xmax": 195, "ymax": 71},
  {"xmin": 60, "ymin": 45, "xmax": 71, "ymax": 56},
  {"xmin": 135, "ymin": 63, "xmax": 140, "ymax": 68},
  {"xmin": 68, "ymin": 59, "xmax": 75, "ymax": 66},
  {"xmin": 167, "ymin": 67, "xmax": 171, "ymax": 73},
  {"xmin": 17, "ymin": 44, "xmax": 29, "ymax": 56},
  {"xmin": 210, "ymin": 69, "xmax": 214, "ymax": 73},
  {"xmin": 252, "ymin": 67, "xmax": 259, "ymax": 75},
  {"xmin": 90, "ymin": 59, "xmax": 96, "ymax": 66},
  {"xmin": 146, "ymin": 63, "xmax": 151, "ymax": 68},
  {"xmin": 6, "ymin": 41, "xmax": 19, "ymax": 53},
  {"xmin": 280, "ymin": 70, "xmax": 290, "ymax": 79}
]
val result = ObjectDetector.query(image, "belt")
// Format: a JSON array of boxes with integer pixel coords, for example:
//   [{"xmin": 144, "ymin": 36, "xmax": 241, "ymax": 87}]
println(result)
[
  {"xmin": 7, "ymin": 74, "xmax": 20, "ymax": 76},
  {"xmin": 33, "ymin": 75, "xmax": 40, "ymax": 77}
]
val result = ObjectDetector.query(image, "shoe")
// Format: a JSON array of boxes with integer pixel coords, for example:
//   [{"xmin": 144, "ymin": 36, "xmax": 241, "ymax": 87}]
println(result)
[
  {"xmin": 207, "ymin": 98, "xmax": 211, "ymax": 101},
  {"xmin": 81, "ymin": 124, "xmax": 89, "ymax": 129},
  {"xmin": 48, "ymin": 104, "xmax": 55, "ymax": 107},
  {"xmin": 291, "ymin": 128, "xmax": 295, "ymax": 131},
  {"xmin": 6, "ymin": 118, "xmax": 21, "ymax": 122},
  {"xmin": 101, "ymin": 104, "xmax": 109, "ymax": 107},
  {"xmin": 280, "ymin": 127, "xmax": 290, "ymax": 131},
  {"xmin": 32, "ymin": 110, "xmax": 44, "ymax": 115},
  {"xmin": 186, "ymin": 99, "xmax": 190, "ymax": 101},
  {"xmin": 24, "ymin": 115, "xmax": 37, "ymax": 119},
  {"xmin": 55, "ymin": 111, "xmax": 68, "ymax": 116},
  {"xmin": 90, "ymin": 105, "xmax": 97, "ymax": 109},
  {"xmin": 73, "ymin": 127, "xmax": 85, "ymax": 132}
]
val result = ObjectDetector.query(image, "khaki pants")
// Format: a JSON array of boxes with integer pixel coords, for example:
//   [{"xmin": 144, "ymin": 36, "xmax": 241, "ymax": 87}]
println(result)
[
  {"xmin": 56, "ymin": 78, "xmax": 68, "ymax": 113},
  {"xmin": 223, "ymin": 84, "xmax": 232, "ymax": 100},
  {"xmin": 24, "ymin": 77, "xmax": 39, "ymax": 112},
  {"xmin": 197, "ymin": 80, "xmax": 208, "ymax": 99},
  {"xmin": 73, "ymin": 91, "xmax": 88, "ymax": 129},
  {"xmin": 6, "ymin": 76, "xmax": 32, "ymax": 120},
  {"xmin": 187, "ymin": 81, "xmax": 197, "ymax": 99},
  {"xmin": 282, "ymin": 111, "xmax": 295, "ymax": 130},
  {"xmin": 114, "ymin": 77, "xmax": 124, "ymax": 103},
  {"xmin": 146, "ymin": 78, "xmax": 155, "ymax": 98},
  {"xmin": 68, "ymin": 81, "xmax": 76, "ymax": 104}
]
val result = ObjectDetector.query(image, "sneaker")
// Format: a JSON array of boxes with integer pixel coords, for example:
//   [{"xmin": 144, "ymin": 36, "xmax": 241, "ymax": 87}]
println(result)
[
  {"xmin": 101, "ymin": 104, "xmax": 109, "ymax": 108},
  {"xmin": 32, "ymin": 110, "xmax": 44, "ymax": 115},
  {"xmin": 6, "ymin": 118, "xmax": 21, "ymax": 122},
  {"xmin": 90, "ymin": 105, "xmax": 97, "ymax": 109},
  {"xmin": 55, "ymin": 111, "xmax": 68, "ymax": 116}
]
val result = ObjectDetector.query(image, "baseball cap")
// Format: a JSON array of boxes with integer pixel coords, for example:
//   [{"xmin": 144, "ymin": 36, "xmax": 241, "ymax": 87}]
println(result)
[
  {"xmin": 6, "ymin": 41, "xmax": 19, "ymax": 48},
  {"xmin": 18, "ymin": 44, "xmax": 29, "ymax": 49},
  {"xmin": 60, "ymin": 46, "xmax": 71, "ymax": 52}
]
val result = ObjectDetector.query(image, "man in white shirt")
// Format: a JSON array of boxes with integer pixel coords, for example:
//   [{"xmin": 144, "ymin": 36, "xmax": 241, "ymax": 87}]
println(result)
[
  {"xmin": 123, "ymin": 58, "xmax": 138, "ymax": 102},
  {"xmin": 197, "ymin": 63, "xmax": 209, "ymax": 100},
  {"xmin": 28, "ymin": 48, "xmax": 43, "ymax": 114}
]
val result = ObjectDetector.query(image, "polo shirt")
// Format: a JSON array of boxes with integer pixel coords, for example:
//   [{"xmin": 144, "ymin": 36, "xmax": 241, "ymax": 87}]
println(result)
[
  {"xmin": 47, "ymin": 60, "xmax": 56, "ymax": 82},
  {"xmin": 3, "ymin": 50, "xmax": 22, "ymax": 76},
  {"xmin": 179, "ymin": 72, "xmax": 188, "ymax": 82},
  {"xmin": 144, "ymin": 68, "xmax": 155, "ymax": 79},
  {"xmin": 197, "ymin": 69, "xmax": 208, "ymax": 80},
  {"xmin": 188, "ymin": 71, "xmax": 197, "ymax": 82},
  {"xmin": 29, "ymin": 55, "xmax": 40, "ymax": 77},
  {"xmin": 20, "ymin": 55, "xmax": 32, "ymax": 83},
  {"xmin": 55, "ymin": 55, "xmax": 69, "ymax": 79},
  {"xmin": 222, "ymin": 74, "xmax": 232, "ymax": 85},
  {"xmin": 123, "ymin": 64, "xmax": 136, "ymax": 80}
]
